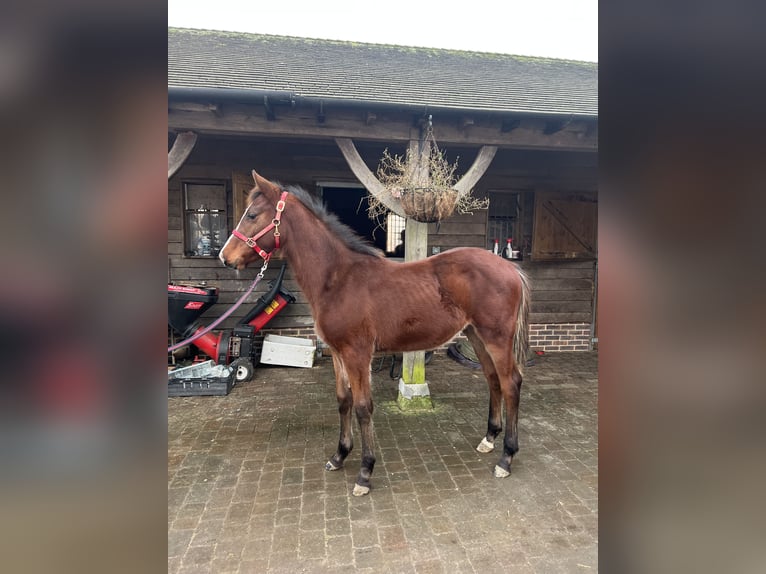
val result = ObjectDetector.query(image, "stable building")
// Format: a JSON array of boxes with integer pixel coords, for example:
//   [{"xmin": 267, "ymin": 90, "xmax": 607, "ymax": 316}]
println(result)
[{"xmin": 168, "ymin": 27, "xmax": 598, "ymax": 353}]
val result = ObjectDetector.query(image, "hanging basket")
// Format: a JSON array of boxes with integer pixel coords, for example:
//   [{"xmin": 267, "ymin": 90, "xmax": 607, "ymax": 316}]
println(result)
[
  {"xmin": 399, "ymin": 186, "xmax": 459, "ymax": 223},
  {"xmin": 369, "ymin": 121, "xmax": 488, "ymax": 224}
]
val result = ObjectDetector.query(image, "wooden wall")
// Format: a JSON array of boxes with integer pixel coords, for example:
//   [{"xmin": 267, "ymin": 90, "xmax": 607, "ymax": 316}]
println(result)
[
  {"xmin": 427, "ymin": 211, "xmax": 488, "ymax": 252},
  {"xmin": 521, "ymin": 260, "xmax": 596, "ymax": 324},
  {"xmin": 168, "ymin": 134, "xmax": 597, "ymax": 339}
]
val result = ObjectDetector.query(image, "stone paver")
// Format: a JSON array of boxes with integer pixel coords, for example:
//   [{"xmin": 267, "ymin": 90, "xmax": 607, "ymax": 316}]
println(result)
[{"xmin": 169, "ymin": 351, "xmax": 598, "ymax": 573}]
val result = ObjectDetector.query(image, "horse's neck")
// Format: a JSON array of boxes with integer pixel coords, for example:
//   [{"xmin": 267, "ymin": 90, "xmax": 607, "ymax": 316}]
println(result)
[{"xmin": 281, "ymin": 203, "xmax": 362, "ymax": 304}]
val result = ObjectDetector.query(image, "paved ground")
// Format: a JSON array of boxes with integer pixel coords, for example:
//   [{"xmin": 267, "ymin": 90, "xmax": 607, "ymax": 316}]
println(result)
[{"xmin": 168, "ymin": 351, "xmax": 598, "ymax": 573}]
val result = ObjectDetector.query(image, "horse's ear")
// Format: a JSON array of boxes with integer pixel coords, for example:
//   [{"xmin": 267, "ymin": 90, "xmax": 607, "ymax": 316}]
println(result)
[{"xmin": 251, "ymin": 170, "xmax": 276, "ymax": 195}]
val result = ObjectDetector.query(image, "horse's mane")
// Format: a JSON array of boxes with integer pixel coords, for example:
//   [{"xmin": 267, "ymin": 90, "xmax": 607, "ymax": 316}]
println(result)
[{"xmin": 281, "ymin": 183, "xmax": 384, "ymax": 258}]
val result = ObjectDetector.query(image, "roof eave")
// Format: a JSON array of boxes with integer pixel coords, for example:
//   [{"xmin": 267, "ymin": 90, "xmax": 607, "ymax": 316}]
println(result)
[{"xmin": 167, "ymin": 86, "xmax": 598, "ymax": 121}]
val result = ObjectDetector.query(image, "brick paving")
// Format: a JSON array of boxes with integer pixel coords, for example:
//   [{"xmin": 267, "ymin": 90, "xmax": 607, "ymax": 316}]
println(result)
[{"xmin": 168, "ymin": 351, "xmax": 598, "ymax": 573}]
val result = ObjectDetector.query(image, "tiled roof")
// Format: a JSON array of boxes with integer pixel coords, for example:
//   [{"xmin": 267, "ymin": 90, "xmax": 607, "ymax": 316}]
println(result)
[{"xmin": 168, "ymin": 28, "xmax": 597, "ymax": 117}]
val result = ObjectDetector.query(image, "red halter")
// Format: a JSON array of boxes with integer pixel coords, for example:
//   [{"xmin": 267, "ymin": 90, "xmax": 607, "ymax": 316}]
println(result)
[{"xmin": 231, "ymin": 191, "xmax": 288, "ymax": 261}]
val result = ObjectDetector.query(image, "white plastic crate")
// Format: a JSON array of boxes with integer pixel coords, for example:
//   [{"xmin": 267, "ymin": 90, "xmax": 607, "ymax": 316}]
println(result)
[{"xmin": 260, "ymin": 334, "xmax": 316, "ymax": 368}]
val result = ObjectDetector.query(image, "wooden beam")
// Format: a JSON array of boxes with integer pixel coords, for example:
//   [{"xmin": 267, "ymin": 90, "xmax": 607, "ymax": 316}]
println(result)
[
  {"xmin": 335, "ymin": 138, "xmax": 407, "ymax": 217},
  {"xmin": 169, "ymin": 102, "xmax": 219, "ymax": 114},
  {"xmin": 317, "ymin": 101, "xmax": 326, "ymax": 124},
  {"xmin": 408, "ymin": 136, "xmax": 431, "ymax": 186},
  {"xmin": 263, "ymin": 96, "xmax": 275, "ymax": 121},
  {"xmin": 501, "ymin": 118, "xmax": 521, "ymax": 132},
  {"xmin": 453, "ymin": 145, "xmax": 498, "ymax": 196},
  {"xmin": 544, "ymin": 119, "xmax": 568, "ymax": 135},
  {"xmin": 168, "ymin": 131, "xmax": 198, "ymax": 179},
  {"xmin": 168, "ymin": 102, "xmax": 598, "ymax": 151}
]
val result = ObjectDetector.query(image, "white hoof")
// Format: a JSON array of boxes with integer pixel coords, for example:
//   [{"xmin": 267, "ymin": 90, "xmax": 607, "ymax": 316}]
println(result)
[
  {"xmin": 325, "ymin": 460, "xmax": 340, "ymax": 471},
  {"xmin": 494, "ymin": 465, "xmax": 511, "ymax": 478},
  {"xmin": 476, "ymin": 437, "xmax": 495, "ymax": 453},
  {"xmin": 352, "ymin": 483, "xmax": 370, "ymax": 497}
]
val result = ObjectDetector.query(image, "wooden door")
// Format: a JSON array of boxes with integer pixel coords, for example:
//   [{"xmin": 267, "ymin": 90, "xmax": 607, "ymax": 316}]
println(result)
[
  {"xmin": 232, "ymin": 171, "xmax": 254, "ymax": 224},
  {"xmin": 532, "ymin": 191, "xmax": 597, "ymax": 260}
]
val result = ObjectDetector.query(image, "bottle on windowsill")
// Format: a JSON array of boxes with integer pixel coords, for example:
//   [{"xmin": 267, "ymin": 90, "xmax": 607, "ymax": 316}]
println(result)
[
  {"xmin": 504, "ymin": 238, "xmax": 513, "ymax": 259},
  {"xmin": 492, "ymin": 238, "xmax": 499, "ymax": 255}
]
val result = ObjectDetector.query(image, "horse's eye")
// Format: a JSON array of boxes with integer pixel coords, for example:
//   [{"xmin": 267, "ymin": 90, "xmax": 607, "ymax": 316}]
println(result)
[{"xmin": 246, "ymin": 212, "xmax": 257, "ymax": 220}]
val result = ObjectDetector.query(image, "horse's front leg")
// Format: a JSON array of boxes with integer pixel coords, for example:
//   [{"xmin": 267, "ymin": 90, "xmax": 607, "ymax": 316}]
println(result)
[{"xmin": 326, "ymin": 353, "xmax": 353, "ymax": 471}]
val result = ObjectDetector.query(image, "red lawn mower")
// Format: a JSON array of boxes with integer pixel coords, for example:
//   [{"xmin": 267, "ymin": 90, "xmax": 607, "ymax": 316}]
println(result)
[{"xmin": 168, "ymin": 263, "xmax": 295, "ymax": 384}]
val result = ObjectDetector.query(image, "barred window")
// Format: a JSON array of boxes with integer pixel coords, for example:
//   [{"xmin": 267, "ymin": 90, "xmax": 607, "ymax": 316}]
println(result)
[
  {"xmin": 486, "ymin": 191, "xmax": 521, "ymax": 254},
  {"xmin": 386, "ymin": 214, "xmax": 406, "ymax": 255},
  {"xmin": 183, "ymin": 181, "xmax": 228, "ymax": 257}
]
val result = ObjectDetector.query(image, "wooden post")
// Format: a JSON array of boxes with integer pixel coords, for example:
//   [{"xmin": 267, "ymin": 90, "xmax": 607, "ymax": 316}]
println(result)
[
  {"xmin": 397, "ymin": 218, "xmax": 432, "ymax": 409},
  {"xmin": 397, "ymin": 136, "xmax": 433, "ymax": 410},
  {"xmin": 400, "ymin": 219, "xmax": 428, "ymax": 383}
]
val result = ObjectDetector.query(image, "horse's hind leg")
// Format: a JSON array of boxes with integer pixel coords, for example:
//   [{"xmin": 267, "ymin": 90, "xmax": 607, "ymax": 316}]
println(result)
[
  {"xmin": 466, "ymin": 326, "xmax": 522, "ymax": 478},
  {"xmin": 483, "ymin": 342, "xmax": 522, "ymax": 478},
  {"xmin": 464, "ymin": 326, "xmax": 503, "ymax": 455},
  {"xmin": 325, "ymin": 353, "xmax": 353, "ymax": 471},
  {"xmin": 495, "ymin": 364, "xmax": 522, "ymax": 477}
]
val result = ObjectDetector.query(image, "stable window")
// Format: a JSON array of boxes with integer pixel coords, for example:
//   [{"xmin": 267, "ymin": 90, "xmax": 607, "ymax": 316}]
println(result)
[
  {"xmin": 182, "ymin": 181, "xmax": 228, "ymax": 257},
  {"xmin": 486, "ymin": 190, "xmax": 525, "ymax": 256}
]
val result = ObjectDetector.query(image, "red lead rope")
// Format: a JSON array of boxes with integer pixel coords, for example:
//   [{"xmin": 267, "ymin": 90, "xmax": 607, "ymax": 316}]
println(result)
[
  {"xmin": 168, "ymin": 254, "xmax": 272, "ymax": 353},
  {"xmin": 167, "ymin": 268, "xmax": 266, "ymax": 353}
]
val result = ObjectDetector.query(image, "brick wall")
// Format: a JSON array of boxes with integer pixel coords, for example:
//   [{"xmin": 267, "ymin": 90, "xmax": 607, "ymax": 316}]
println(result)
[
  {"xmin": 529, "ymin": 322, "xmax": 591, "ymax": 352},
  {"xmin": 263, "ymin": 324, "xmax": 593, "ymax": 356}
]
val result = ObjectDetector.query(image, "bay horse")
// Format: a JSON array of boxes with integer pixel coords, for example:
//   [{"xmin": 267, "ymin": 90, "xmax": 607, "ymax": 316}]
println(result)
[{"xmin": 220, "ymin": 171, "xmax": 530, "ymax": 496}]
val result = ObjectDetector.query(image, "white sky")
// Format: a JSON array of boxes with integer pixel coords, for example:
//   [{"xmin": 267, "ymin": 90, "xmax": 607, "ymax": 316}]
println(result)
[{"xmin": 168, "ymin": 0, "xmax": 598, "ymax": 62}]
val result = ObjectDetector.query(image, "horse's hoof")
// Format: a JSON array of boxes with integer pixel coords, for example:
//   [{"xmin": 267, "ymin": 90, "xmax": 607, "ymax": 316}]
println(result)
[
  {"xmin": 493, "ymin": 464, "xmax": 511, "ymax": 478},
  {"xmin": 325, "ymin": 460, "xmax": 340, "ymax": 471},
  {"xmin": 352, "ymin": 483, "xmax": 370, "ymax": 496},
  {"xmin": 476, "ymin": 437, "xmax": 495, "ymax": 453}
]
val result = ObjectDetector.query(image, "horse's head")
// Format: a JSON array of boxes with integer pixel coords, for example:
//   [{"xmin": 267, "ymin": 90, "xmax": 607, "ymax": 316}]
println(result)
[{"xmin": 219, "ymin": 170, "xmax": 286, "ymax": 270}]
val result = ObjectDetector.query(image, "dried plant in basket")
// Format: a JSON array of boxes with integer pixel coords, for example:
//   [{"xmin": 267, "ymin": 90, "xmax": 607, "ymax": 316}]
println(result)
[{"xmin": 369, "ymin": 145, "xmax": 489, "ymax": 223}]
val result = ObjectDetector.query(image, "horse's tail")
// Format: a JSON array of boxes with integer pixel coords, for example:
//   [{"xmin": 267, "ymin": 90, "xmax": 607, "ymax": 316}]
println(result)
[{"xmin": 513, "ymin": 266, "xmax": 531, "ymax": 376}]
